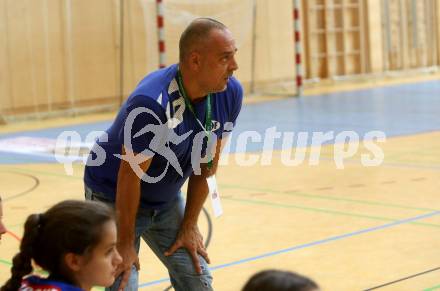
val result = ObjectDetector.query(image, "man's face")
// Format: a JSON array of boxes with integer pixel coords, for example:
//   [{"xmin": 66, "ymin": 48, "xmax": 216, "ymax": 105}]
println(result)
[{"xmin": 197, "ymin": 28, "xmax": 238, "ymax": 94}]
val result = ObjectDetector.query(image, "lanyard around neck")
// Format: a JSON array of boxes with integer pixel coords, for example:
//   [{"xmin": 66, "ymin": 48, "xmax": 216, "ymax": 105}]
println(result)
[{"xmin": 177, "ymin": 70, "xmax": 213, "ymax": 169}]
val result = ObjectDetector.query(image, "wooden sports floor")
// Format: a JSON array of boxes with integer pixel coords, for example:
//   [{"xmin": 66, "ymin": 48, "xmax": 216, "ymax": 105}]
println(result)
[{"xmin": 1, "ymin": 77, "xmax": 440, "ymax": 290}]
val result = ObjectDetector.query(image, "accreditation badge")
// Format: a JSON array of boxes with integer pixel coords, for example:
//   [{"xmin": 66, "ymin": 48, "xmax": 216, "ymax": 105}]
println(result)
[{"xmin": 207, "ymin": 175, "xmax": 223, "ymax": 217}]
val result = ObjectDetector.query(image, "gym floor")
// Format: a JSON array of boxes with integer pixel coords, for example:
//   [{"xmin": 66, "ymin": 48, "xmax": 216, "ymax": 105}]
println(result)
[{"xmin": 1, "ymin": 76, "xmax": 440, "ymax": 290}]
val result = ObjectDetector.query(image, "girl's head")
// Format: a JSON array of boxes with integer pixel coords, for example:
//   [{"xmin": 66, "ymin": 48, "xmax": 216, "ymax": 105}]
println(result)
[
  {"xmin": 242, "ymin": 269, "xmax": 320, "ymax": 291},
  {"xmin": 0, "ymin": 196, "xmax": 7, "ymax": 240},
  {"xmin": 1, "ymin": 200, "xmax": 122, "ymax": 291}
]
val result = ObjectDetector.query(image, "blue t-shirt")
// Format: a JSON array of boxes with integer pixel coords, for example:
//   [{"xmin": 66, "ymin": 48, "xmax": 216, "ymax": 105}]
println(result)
[
  {"xmin": 20, "ymin": 275, "xmax": 83, "ymax": 291},
  {"xmin": 84, "ymin": 64, "xmax": 243, "ymax": 209}
]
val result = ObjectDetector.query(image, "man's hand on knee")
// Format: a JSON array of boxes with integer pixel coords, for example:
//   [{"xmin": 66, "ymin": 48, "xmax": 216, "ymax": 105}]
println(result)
[
  {"xmin": 164, "ymin": 224, "xmax": 210, "ymax": 275},
  {"xmin": 116, "ymin": 243, "xmax": 140, "ymax": 290}
]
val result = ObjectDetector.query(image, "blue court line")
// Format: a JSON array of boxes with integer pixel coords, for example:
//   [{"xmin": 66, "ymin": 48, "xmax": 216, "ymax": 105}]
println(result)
[{"xmin": 138, "ymin": 210, "xmax": 440, "ymax": 288}]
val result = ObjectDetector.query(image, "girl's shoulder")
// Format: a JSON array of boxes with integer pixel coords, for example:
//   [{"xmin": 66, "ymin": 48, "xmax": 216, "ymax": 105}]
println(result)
[{"xmin": 20, "ymin": 275, "xmax": 84, "ymax": 291}]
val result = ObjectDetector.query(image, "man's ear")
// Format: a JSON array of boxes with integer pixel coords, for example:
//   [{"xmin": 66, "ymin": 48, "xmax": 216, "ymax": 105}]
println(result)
[
  {"xmin": 64, "ymin": 252, "xmax": 83, "ymax": 272},
  {"xmin": 188, "ymin": 51, "xmax": 202, "ymax": 71}
]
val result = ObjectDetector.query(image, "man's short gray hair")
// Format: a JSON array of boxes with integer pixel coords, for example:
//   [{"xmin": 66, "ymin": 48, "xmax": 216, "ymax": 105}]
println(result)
[{"xmin": 179, "ymin": 18, "xmax": 227, "ymax": 62}]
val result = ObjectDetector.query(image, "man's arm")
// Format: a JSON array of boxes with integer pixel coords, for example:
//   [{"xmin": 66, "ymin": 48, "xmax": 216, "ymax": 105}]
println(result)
[
  {"xmin": 115, "ymin": 145, "xmax": 152, "ymax": 289},
  {"xmin": 165, "ymin": 137, "xmax": 226, "ymax": 274}
]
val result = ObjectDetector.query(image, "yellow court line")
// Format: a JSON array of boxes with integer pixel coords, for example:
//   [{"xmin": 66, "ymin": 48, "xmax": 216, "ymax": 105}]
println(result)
[
  {"xmin": 0, "ymin": 112, "xmax": 116, "ymax": 135},
  {"xmin": 303, "ymin": 72, "xmax": 440, "ymax": 97}
]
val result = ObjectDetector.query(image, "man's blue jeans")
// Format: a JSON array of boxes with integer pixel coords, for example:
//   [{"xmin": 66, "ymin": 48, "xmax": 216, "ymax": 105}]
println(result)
[{"xmin": 85, "ymin": 186, "xmax": 213, "ymax": 291}]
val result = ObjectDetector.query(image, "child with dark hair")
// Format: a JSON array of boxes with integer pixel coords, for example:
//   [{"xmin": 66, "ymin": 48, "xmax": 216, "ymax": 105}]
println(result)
[
  {"xmin": 0, "ymin": 196, "xmax": 6, "ymax": 240},
  {"xmin": 1, "ymin": 200, "xmax": 122, "ymax": 291},
  {"xmin": 242, "ymin": 269, "xmax": 320, "ymax": 291}
]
